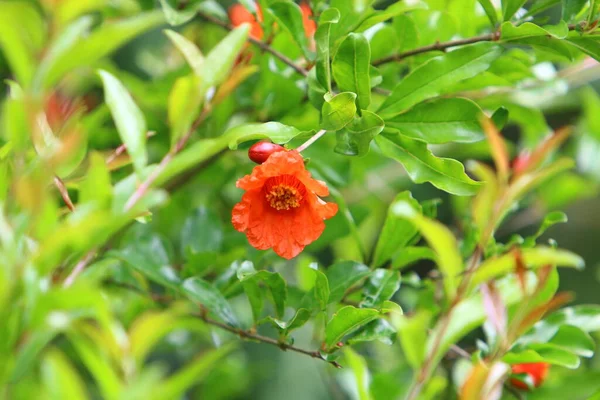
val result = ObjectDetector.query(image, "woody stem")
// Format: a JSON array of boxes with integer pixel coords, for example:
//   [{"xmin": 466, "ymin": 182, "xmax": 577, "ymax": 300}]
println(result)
[{"xmin": 296, "ymin": 129, "xmax": 327, "ymax": 152}]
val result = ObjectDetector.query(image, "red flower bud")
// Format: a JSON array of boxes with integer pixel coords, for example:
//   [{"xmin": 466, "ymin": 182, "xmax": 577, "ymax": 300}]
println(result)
[
  {"xmin": 510, "ymin": 362, "xmax": 549, "ymax": 390},
  {"xmin": 248, "ymin": 141, "xmax": 285, "ymax": 164}
]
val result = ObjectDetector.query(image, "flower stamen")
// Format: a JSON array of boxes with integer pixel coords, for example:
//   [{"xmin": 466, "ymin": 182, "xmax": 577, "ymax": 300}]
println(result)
[{"xmin": 263, "ymin": 174, "xmax": 306, "ymax": 211}]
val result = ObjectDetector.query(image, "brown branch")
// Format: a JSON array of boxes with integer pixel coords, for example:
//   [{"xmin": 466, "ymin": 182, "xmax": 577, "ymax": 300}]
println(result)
[
  {"xmin": 373, "ymin": 23, "xmax": 583, "ymax": 67},
  {"xmin": 106, "ymin": 131, "xmax": 156, "ymax": 165},
  {"xmin": 53, "ymin": 175, "xmax": 75, "ymax": 212},
  {"xmin": 372, "ymin": 33, "xmax": 497, "ymax": 66},
  {"xmin": 197, "ymin": 12, "xmax": 309, "ymax": 77},
  {"xmin": 196, "ymin": 312, "xmax": 342, "ymax": 368}
]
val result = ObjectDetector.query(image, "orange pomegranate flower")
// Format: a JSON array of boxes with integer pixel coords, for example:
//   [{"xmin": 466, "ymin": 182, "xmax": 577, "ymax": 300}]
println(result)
[
  {"xmin": 232, "ymin": 150, "xmax": 338, "ymax": 259},
  {"xmin": 228, "ymin": 2, "xmax": 263, "ymax": 40}
]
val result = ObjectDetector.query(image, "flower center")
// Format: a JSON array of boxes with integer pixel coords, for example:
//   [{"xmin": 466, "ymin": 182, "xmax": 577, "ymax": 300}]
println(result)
[{"xmin": 264, "ymin": 174, "xmax": 307, "ymax": 211}]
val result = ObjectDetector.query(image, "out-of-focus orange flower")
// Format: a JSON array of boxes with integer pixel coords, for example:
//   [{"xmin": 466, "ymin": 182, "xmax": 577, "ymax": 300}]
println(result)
[
  {"xmin": 232, "ymin": 150, "xmax": 337, "ymax": 259},
  {"xmin": 299, "ymin": 1, "xmax": 316, "ymax": 38},
  {"xmin": 228, "ymin": 3, "xmax": 263, "ymax": 40},
  {"xmin": 510, "ymin": 362, "xmax": 549, "ymax": 390}
]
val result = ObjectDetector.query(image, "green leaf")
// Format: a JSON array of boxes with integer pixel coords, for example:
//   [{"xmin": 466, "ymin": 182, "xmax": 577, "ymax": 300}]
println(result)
[
  {"xmin": 549, "ymin": 325, "xmax": 595, "ymax": 357},
  {"xmin": 344, "ymin": 348, "xmax": 374, "ymax": 400},
  {"xmin": 237, "ymin": 262, "xmax": 287, "ymax": 319},
  {"xmin": 502, "ymin": 0, "xmax": 527, "ymax": 20},
  {"xmin": 268, "ymin": 2, "xmax": 312, "ymax": 59},
  {"xmin": 159, "ymin": 0, "xmax": 203, "ymax": 26},
  {"xmin": 392, "ymin": 247, "xmax": 436, "ymax": 270},
  {"xmin": 500, "ymin": 21, "xmax": 570, "ymax": 40},
  {"xmin": 0, "ymin": 2, "xmax": 45, "ymax": 85},
  {"xmin": 154, "ymin": 344, "xmax": 236, "ymax": 400},
  {"xmin": 563, "ymin": 0, "xmax": 588, "ymax": 21},
  {"xmin": 267, "ymin": 308, "xmax": 312, "ymax": 334},
  {"xmin": 503, "ymin": 344, "xmax": 581, "ymax": 368},
  {"xmin": 326, "ymin": 261, "xmax": 371, "ymax": 304},
  {"xmin": 181, "ymin": 206, "xmax": 223, "ymax": 255},
  {"xmin": 225, "ymin": 122, "xmax": 302, "ymax": 149},
  {"xmin": 477, "ymin": 0, "xmax": 499, "ymax": 26},
  {"xmin": 332, "ymin": 33, "xmax": 371, "ymax": 110},
  {"xmin": 312, "ymin": 268, "xmax": 330, "ymax": 311},
  {"xmin": 325, "ymin": 306, "xmax": 379, "ymax": 350},
  {"xmin": 376, "ymin": 134, "xmax": 481, "ymax": 196},
  {"xmin": 164, "ymin": 29, "xmax": 205, "ymax": 76},
  {"xmin": 34, "ymin": 16, "xmax": 95, "ymax": 90},
  {"xmin": 378, "ymin": 43, "xmax": 501, "ymax": 119},
  {"xmin": 334, "ymin": 110, "xmax": 384, "ymax": 156},
  {"xmin": 392, "ymin": 201, "xmax": 463, "ymax": 299},
  {"xmin": 109, "ymin": 233, "xmax": 180, "ymax": 290},
  {"xmin": 41, "ymin": 349, "xmax": 89, "ymax": 400},
  {"xmin": 98, "ymin": 70, "xmax": 147, "ymax": 179},
  {"xmin": 385, "ymin": 98, "xmax": 485, "ymax": 144},
  {"xmin": 168, "ymin": 75, "xmax": 204, "ymax": 146},
  {"xmin": 361, "ymin": 269, "xmax": 401, "ymax": 308},
  {"xmin": 566, "ymin": 36, "xmax": 600, "ymax": 61},
  {"xmin": 470, "ymin": 246, "xmax": 584, "ymax": 289},
  {"xmin": 315, "ymin": 8, "xmax": 341, "ymax": 91},
  {"xmin": 394, "ymin": 311, "xmax": 431, "ymax": 369},
  {"xmin": 181, "ymin": 277, "xmax": 239, "ymax": 327},
  {"xmin": 203, "ymin": 24, "xmax": 250, "ymax": 88},
  {"xmin": 523, "ymin": 211, "xmax": 568, "ymax": 246},
  {"xmin": 393, "ymin": 15, "xmax": 419, "ymax": 52},
  {"xmin": 357, "ymin": 1, "xmax": 427, "ymax": 31},
  {"xmin": 348, "ymin": 319, "xmax": 396, "ymax": 345},
  {"xmin": 79, "ymin": 152, "xmax": 112, "ymax": 208},
  {"xmin": 45, "ymin": 11, "xmax": 165, "ymax": 88},
  {"xmin": 372, "ymin": 191, "xmax": 421, "ymax": 268},
  {"xmin": 321, "ymin": 92, "xmax": 358, "ymax": 131}
]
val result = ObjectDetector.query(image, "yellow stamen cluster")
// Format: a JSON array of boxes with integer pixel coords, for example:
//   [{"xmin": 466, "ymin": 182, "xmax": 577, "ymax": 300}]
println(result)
[{"xmin": 266, "ymin": 184, "xmax": 302, "ymax": 210}]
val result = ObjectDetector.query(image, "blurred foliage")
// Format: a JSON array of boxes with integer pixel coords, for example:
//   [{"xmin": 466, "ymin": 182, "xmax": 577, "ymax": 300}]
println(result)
[{"xmin": 2, "ymin": 0, "xmax": 600, "ymax": 399}]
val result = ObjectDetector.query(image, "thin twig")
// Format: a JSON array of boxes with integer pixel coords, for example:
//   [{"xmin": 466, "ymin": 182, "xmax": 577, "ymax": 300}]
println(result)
[
  {"xmin": 198, "ymin": 12, "xmax": 309, "ymax": 77},
  {"xmin": 63, "ymin": 250, "xmax": 96, "ymax": 288},
  {"xmin": 372, "ymin": 33, "xmax": 497, "ymax": 66},
  {"xmin": 106, "ymin": 131, "xmax": 156, "ymax": 164},
  {"xmin": 196, "ymin": 312, "xmax": 342, "ymax": 368},
  {"xmin": 53, "ymin": 176, "xmax": 75, "ymax": 212},
  {"xmin": 296, "ymin": 129, "xmax": 327, "ymax": 152},
  {"xmin": 124, "ymin": 109, "xmax": 209, "ymax": 211}
]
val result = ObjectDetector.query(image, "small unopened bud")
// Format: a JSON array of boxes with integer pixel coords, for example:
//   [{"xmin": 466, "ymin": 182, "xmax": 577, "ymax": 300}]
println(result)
[{"xmin": 248, "ymin": 141, "xmax": 285, "ymax": 164}]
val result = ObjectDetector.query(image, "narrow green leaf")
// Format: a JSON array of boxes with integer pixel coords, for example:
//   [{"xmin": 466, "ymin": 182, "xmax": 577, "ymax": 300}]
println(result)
[
  {"xmin": 372, "ymin": 191, "xmax": 421, "ymax": 268},
  {"xmin": 45, "ymin": 11, "xmax": 165, "ymax": 88},
  {"xmin": 566, "ymin": 36, "xmax": 600, "ymax": 61},
  {"xmin": 394, "ymin": 311, "xmax": 431, "ymax": 369},
  {"xmin": 502, "ymin": 0, "xmax": 527, "ymax": 20},
  {"xmin": 98, "ymin": 70, "xmax": 147, "ymax": 179},
  {"xmin": 344, "ymin": 348, "xmax": 374, "ymax": 400},
  {"xmin": 550, "ymin": 325, "xmax": 595, "ymax": 357},
  {"xmin": 392, "ymin": 201, "xmax": 463, "ymax": 299},
  {"xmin": 315, "ymin": 8, "xmax": 341, "ymax": 91},
  {"xmin": 563, "ymin": 0, "xmax": 588, "ymax": 22},
  {"xmin": 168, "ymin": 75, "xmax": 204, "ymax": 146},
  {"xmin": 312, "ymin": 268, "xmax": 330, "ymax": 311},
  {"xmin": 42, "ymin": 349, "xmax": 89, "ymax": 400},
  {"xmin": 325, "ymin": 306, "xmax": 379, "ymax": 350},
  {"xmin": 268, "ymin": 2, "xmax": 312, "ymax": 59},
  {"xmin": 332, "ymin": 33, "xmax": 371, "ymax": 110},
  {"xmin": 164, "ymin": 29, "xmax": 205, "ymax": 76},
  {"xmin": 238, "ymin": 263, "xmax": 287, "ymax": 318},
  {"xmin": 79, "ymin": 152, "xmax": 112, "ymax": 208},
  {"xmin": 378, "ymin": 43, "xmax": 501, "ymax": 119},
  {"xmin": 159, "ymin": 0, "xmax": 203, "ymax": 26},
  {"xmin": 470, "ymin": 246, "xmax": 584, "ymax": 289},
  {"xmin": 203, "ymin": 24, "xmax": 250, "ymax": 88},
  {"xmin": 503, "ymin": 344, "xmax": 581, "ymax": 368},
  {"xmin": 376, "ymin": 134, "xmax": 481, "ymax": 196},
  {"xmin": 477, "ymin": 0, "xmax": 499, "ymax": 26},
  {"xmin": 321, "ymin": 92, "xmax": 358, "ymax": 131},
  {"xmin": 392, "ymin": 246, "xmax": 436, "ymax": 270},
  {"xmin": 500, "ymin": 21, "xmax": 569, "ymax": 40},
  {"xmin": 334, "ymin": 110, "xmax": 384, "ymax": 156},
  {"xmin": 348, "ymin": 319, "xmax": 396, "ymax": 345},
  {"xmin": 385, "ymin": 98, "xmax": 485, "ymax": 144},
  {"xmin": 181, "ymin": 277, "xmax": 239, "ymax": 327}
]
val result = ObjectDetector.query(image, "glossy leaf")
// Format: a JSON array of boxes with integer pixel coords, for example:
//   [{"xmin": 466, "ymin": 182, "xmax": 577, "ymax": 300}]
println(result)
[
  {"xmin": 325, "ymin": 306, "xmax": 379, "ymax": 350},
  {"xmin": 238, "ymin": 262, "xmax": 287, "ymax": 318},
  {"xmin": 502, "ymin": 0, "xmax": 527, "ymax": 20},
  {"xmin": 316, "ymin": 8, "xmax": 341, "ymax": 91},
  {"xmin": 376, "ymin": 134, "xmax": 481, "ymax": 196},
  {"xmin": 226, "ymin": 122, "xmax": 302, "ymax": 149},
  {"xmin": 321, "ymin": 92, "xmax": 358, "ymax": 131},
  {"xmin": 372, "ymin": 191, "xmax": 421, "ymax": 268},
  {"xmin": 98, "ymin": 70, "xmax": 147, "ymax": 178},
  {"xmin": 392, "ymin": 246, "xmax": 436, "ymax": 270},
  {"xmin": 203, "ymin": 24, "xmax": 250, "ymax": 88},
  {"xmin": 332, "ymin": 33, "xmax": 371, "ymax": 110},
  {"xmin": 385, "ymin": 98, "xmax": 485, "ymax": 144},
  {"xmin": 182, "ymin": 277, "xmax": 239, "ymax": 327},
  {"xmin": 334, "ymin": 110, "xmax": 384, "ymax": 156},
  {"xmin": 394, "ymin": 311, "xmax": 431, "ymax": 369},
  {"xmin": 361, "ymin": 269, "xmax": 401, "ymax": 308},
  {"xmin": 164, "ymin": 29, "xmax": 204, "ymax": 76},
  {"xmin": 168, "ymin": 75, "xmax": 204, "ymax": 146},
  {"xmin": 268, "ymin": 2, "xmax": 312, "ymax": 59},
  {"xmin": 378, "ymin": 43, "xmax": 501, "ymax": 119},
  {"xmin": 326, "ymin": 261, "xmax": 371, "ymax": 304},
  {"xmin": 344, "ymin": 347, "xmax": 374, "ymax": 400}
]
